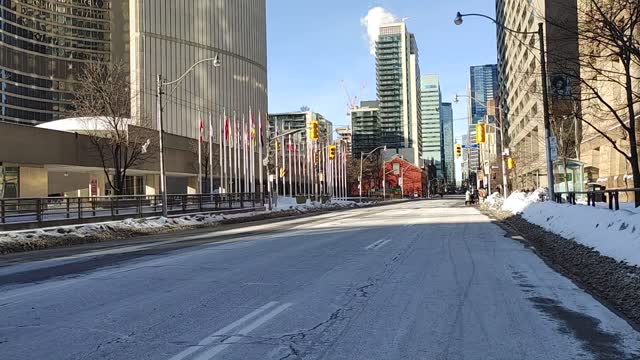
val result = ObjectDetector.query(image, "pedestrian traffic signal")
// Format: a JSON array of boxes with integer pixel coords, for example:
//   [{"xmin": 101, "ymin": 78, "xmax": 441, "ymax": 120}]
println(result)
[
  {"xmin": 309, "ymin": 120, "xmax": 319, "ymax": 141},
  {"xmin": 328, "ymin": 145, "xmax": 337, "ymax": 160},
  {"xmin": 455, "ymin": 144, "xmax": 462, "ymax": 157},
  {"xmin": 476, "ymin": 123, "xmax": 486, "ymax": 144},
  {"xmin": 507, "ymin": 157, "xmax": 515, "ymax": 169}
]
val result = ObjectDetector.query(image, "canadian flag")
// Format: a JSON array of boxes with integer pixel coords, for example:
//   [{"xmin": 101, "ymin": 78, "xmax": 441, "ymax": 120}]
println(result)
[{"xmin": 199, "ymin": 117, "xmax": 203, "ymax": 143}]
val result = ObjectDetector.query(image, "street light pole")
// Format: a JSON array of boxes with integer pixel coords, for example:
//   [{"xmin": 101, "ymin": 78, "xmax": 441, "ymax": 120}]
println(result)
[
  {"xmin": 156, "ymin": 55, "xmax": 222, "ymax": 217},
  {"xmin": 156, "ymin": 75, "xmax": 168, "ymax": 217},
  {"xmin": 359, "ymin": 145, "xmax": 386, "ymax": 202},
  {"xmin": 455, "ymin": 12, "xmax": 555, "ymax": 200}
]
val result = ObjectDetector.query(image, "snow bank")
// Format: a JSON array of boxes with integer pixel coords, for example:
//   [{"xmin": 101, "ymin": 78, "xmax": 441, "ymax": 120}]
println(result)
[
  {"xmin": 487, "ymin": 190, "xmax": 640, "ymax": 267},
  {"xmin": 0, "ymin": 198, "xmax": 362, "ymax": 251}
]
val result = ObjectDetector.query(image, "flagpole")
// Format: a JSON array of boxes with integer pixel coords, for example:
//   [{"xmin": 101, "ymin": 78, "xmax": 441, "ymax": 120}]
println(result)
[
  {"xmin": 258, "ymin": 112, "xmax": 264, "ymax": 197},
  {"xmin": 281, "ymin": 124, "xmax": 286, "ymax": 197},
  {"xmin": 219, "ymin": 111, "xmax": 224, "ymax": 194},
  {"xmin": 198, "ymin": 116, "xmax": 203, "ymax": 194},
  {"xmin": 288, "ymin": 134, "xmax": 292, "ymax": 198},
  {"xmin": 209, "ymin": 112, "xmax": 214, "ymax": 195},
  {"xmin": 222, "ymin": 111, "xmax": 226, "ymax": 193},
  {"xmin": 233, "ymin": 113, "xmax": 238, "ymax": 194},
  {"xmin": 275, "ymin": 119, "xmax": 279, "ymax": 197},
  {"xmin": 294, "ymin": 140, "xmax": 298, "ymax": 196}
]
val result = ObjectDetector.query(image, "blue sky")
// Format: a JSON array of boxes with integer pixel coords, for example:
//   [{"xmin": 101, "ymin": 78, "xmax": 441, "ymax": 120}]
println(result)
[{"xmin": 266, "ymin": 0, "xmax": 497, "ymax": 181}]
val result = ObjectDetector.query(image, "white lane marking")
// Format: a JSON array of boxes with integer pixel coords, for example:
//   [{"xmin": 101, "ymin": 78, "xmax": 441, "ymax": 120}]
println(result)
[
  {"xmin": 167, "ymin": 301, "xmax": 279, "ymax": 360},
  {"xmin": 191, "ymin": 302, "xmax": 293, "ymax": 360},
  {"xmin": 376, "ymin": 239, "xmax": 391, "ymax": 249},
  {"xmin": 364, "ymin": 239, "xmax": 385, "ymax": 250},
  {"xmin": 365, "ymin": 239, "xmax": 391, "ymax": 250}
]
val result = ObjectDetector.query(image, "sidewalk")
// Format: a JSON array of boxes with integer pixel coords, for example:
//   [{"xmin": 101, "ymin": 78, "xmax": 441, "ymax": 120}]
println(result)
[{"xmin": 0, "ymin": 197, "xmax": 372, "ymax": 256}]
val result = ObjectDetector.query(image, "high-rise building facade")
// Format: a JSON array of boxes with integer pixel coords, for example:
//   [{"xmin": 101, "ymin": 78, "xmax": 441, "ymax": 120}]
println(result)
[
  {"xmin": 351, "ymin": 101, "xmax": 381, "ymax": 157},
  {"xmin": 0, "ymin": 0, "xmax": 128, "ymax": 125},
  {"xmin": 496, "ymin": 0, "xmax": 580, "ymax": 189},
  {"xmin": 376, "ymin": 22, "xmax": 421, "ymax": 166},
  {"xmin": 0, "ymin": 0, "xmax": 268, "ymax": 140},
  {"xmin": 130, "ymin": 0, "xmax": 267, "ymax": 139},
  {"xmin": 468, "ymin": 65, "xmax": 498, "ymax": 175},
  {"xmin": 441, "ymin": 102, "xmax": 455, "ymax": 185},
  {"xmin": 469, "ymin": 65, "xmax": 499, "ymax": 124},
  {"xmin": 420, "ymin": 74, "xmax": 442, "ymax": 176}
]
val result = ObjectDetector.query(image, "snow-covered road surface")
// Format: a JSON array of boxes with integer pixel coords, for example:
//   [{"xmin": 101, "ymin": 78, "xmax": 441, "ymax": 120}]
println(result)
[{"xmin": 0, "ymin": 199, "xmax": 638, "ymax": 359}]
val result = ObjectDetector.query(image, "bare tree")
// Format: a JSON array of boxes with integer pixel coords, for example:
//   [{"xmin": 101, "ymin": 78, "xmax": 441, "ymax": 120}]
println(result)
[
  {"xmin": 69, "ymin": 60, "xmax": 152, "ymax": 196},
  {"xmin": 544, "ymin": 0, "xmax": 640, "ymax": 205}
]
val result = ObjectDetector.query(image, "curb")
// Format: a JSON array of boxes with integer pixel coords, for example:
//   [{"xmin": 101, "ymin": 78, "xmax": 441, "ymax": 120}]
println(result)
[
  {"xmin": 0, "ymin": 200, "xmax": 405, "ymax": 256},
  {"xmin": 481, "ymin": 207, "xmax": 640, "ymax": 332}
]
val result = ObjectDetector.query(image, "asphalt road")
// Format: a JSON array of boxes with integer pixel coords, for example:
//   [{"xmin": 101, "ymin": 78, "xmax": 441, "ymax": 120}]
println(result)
[{"xmin": 1, "ymin": 199, "xmax": 639, "ymax": 360}]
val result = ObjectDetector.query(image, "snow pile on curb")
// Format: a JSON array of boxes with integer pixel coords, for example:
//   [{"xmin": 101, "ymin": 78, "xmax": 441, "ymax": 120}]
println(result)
[
  {"xmin": 273, "ymin": 197, "xmax": 361, "ymax": 212},
  {"xmin": 0, "ymin": 198, "xmax": 363, "ymax": 254},
  {"xmin": 486, "ymin": 190, "xmax": 640, "ymax": 267}
]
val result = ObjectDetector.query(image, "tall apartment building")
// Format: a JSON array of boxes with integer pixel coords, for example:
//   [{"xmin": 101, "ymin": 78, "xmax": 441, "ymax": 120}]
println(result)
[
  {"xmin": 268, "ymin": 111, "xmax": 333, "ymax": 145},
  {"xmin": 351, "ymin": 101, "xmax": 382, "ymax": 157},
  {"xmin": 441, "ymin": 102, "xmax": 455, "ymax": 185},
  {"xmin": 376, "ymin": 22, "xmax": 422, "ymax": 166},
  {"xmin": 335, "ymin": 126, "xmax": 352, "ymax": 156},
  {"xmin": 468, "ymin": 65, "xmax": 499, "ymax": 174},
  {"xmin": 420, "ymin": 75, "xmax": 443, "ymax": 176},
  {"xmin": 496, "ymin": 0, "xmax": 580, "ymax": 189},
  {"xmin": 0, "ymin": 0, "xmax": 268, "ymax": 139}
]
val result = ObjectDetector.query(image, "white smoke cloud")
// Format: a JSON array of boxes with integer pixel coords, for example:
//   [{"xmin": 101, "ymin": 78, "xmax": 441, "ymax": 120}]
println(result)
[{"xmin": 361, "ymin": 7, "xmax": 398, "ymax": 56}]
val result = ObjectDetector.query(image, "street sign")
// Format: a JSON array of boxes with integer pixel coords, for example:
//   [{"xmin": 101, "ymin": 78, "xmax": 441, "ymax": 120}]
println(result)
[
  {"xmin": 549, "ymin": 136, "xmax": 558, "ymax": 162},
  {"xmin": 461, "ymin": 144, "xmax": 479, "ymax": 149}
]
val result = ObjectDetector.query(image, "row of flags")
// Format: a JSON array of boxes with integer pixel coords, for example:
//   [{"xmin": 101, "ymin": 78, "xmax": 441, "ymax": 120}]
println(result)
[{"xmin": 195, "ymin": 109, "xmax": 349, "ymax": 199}]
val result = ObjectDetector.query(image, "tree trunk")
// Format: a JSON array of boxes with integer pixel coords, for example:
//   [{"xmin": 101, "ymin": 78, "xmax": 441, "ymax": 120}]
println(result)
[{"xmin": 630, "ymin": 150, "xmax": 640, "ymax": 208}]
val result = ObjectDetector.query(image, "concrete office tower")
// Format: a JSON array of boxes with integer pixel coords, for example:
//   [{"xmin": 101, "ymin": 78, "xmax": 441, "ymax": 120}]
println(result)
[
  {"xmin": 441, "ymin": 102, "xmax": 455, "ymax": 185},
  {"xmin": 0, "ymin": 0, "xmax": 129, "ymax": 125},
  {"xmin": 376, "ymin": 22, "xmax": 421, "ymax": 166},
  {"xmin": 496, "ymin": 0, "xmax": 580, "ymax": 189},
  {"xmin": 0, "ymin": 0, "xmax": 268, "ymax": 139},
  {"xmin": 351, "ymin": 101, "xmax": 382, "ymax": 157},
  {"xmin": 420, "ymin": 75, "xmax": 442, "ymax": 176},
  {"xmin": 130, "ymin": 0, "xmax": 268, "ymax": 138},
  {"xmin": 468, "ymin": 65, "xmax": 499, "ymax": 173}
]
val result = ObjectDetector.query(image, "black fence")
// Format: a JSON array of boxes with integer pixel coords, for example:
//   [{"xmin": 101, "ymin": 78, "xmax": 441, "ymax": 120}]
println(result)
[
  {"xmin": 554, "ymin": 189, "xmax": 640, "ymax": 211},
  {"xmin": 0, "ymin": 193, "xmax": 265, "ymax": 229}
]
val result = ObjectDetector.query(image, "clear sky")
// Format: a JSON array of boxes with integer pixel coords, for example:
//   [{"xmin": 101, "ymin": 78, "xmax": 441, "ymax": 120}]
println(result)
[{"xmin": 266, "ymin": 0, "xmax": 498, "ymax": 182}]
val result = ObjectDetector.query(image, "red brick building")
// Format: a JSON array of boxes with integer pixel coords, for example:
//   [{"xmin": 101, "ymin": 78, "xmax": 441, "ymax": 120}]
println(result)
[{"xmin": 385, "ymin": 156, "xmax": 428, "ymax": 197}]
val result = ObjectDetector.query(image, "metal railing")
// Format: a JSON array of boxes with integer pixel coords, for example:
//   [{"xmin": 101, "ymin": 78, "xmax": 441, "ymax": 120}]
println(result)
[
  {"xmin": 554, "ymin": 189, "xmax": 640, "ymax": 211},
  {"xmin": 0, "ymin": 193, "xmax": 265, "ymax": 228}
]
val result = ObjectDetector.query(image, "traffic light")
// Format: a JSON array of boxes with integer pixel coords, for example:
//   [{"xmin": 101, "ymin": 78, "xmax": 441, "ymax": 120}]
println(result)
[
  {"xmin": 313, "ymin": 151, "xmax": 319, "ymax": 164},
  {"xmin": 507, "ymin": 157, "xmax": 515, "ymax": 170},
  {"xmin": 309, "ymin": 120, "xmax": 319, "ymax": 141},
  {"xmin": 328, "ymin": 145, "xmax": 337, "ymax": 160},
  {"xmin": 455, "ymin": 144, "xmax": 462, "ymax": 158},
  {"xmin": 476, "ymin": 123, "xmax": 486, "ymax": 144},
  {"xmin": 275, "ymin": 141, "xmax": 280, "ymax": 152}
]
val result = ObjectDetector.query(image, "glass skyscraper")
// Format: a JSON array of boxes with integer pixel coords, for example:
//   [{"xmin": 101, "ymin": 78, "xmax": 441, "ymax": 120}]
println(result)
[
  {"xmin": 0, "ymin": 0, "xmax": 122, "ymax": 125},
  {"xmin": 468, "ymin": 64, "xmax": 499, "ymax": 172},
  {"xmin": 420, "ymin": 74, "xmax": 442, "ymax": 176},
  {"xmin": 469, "ymin": 65, "xmax": 499, "ymax": 124},
  {"xmin": 440, "ymin": 102, "xmax": 455, "ymax": 185}
]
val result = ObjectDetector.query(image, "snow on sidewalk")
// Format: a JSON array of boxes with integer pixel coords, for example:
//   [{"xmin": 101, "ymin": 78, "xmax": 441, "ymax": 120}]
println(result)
[
  {"xmin": 485, "ymin": 190, "xmax": 640, "ymax": 267},
  {"xmin": 0, "ymin": 198, "xmax": 361, "ymax": 247}
]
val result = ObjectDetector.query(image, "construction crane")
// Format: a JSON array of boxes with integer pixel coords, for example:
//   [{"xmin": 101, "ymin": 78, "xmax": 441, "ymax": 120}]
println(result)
[{"xmin": 340, "ymin": 80, "xmax": 366, "ymax": 116}]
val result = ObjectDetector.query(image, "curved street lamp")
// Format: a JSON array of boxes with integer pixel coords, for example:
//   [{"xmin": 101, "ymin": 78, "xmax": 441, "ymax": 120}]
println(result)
[
  {"xmin": 156, "ymin": 55, "xmax": 222, "ymax": 217},
  {"xmin": 454, "ymin": 12, "xmax": 555, "ymax": 200}
]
